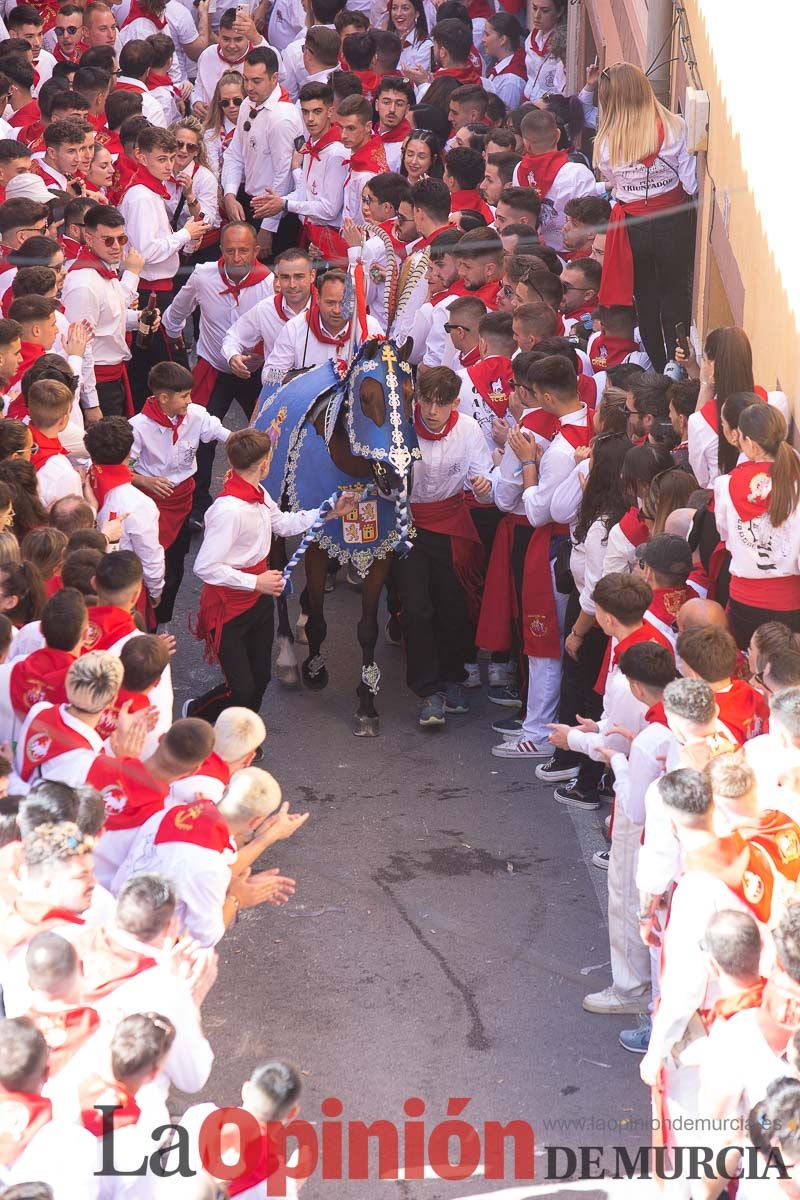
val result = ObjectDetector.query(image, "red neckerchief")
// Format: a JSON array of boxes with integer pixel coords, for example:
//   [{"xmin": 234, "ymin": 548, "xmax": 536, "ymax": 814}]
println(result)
[
  {"xmin": 147, "ymin": 69, "xmax": 182, "ymax": 99},
  {"xmin": 53, "ymin": 39, "xmax": 82, "ymax": 63},
  {"xmin": 645, "ymin": 700, "xmax": 667, "ymax": 725},
  {"xmin": 108, "ymin": 152, "xmax": 139, "ymax": 206},
  {"xmin": 414, "ymin": 405, "xmax": 458, "ymax": 441},
  {"xmin": 217, "ymin": 258, "xmax": 271, "ymax": 303},
  {"xmin": 378, "ymin": 118, "xmax": 412, "ymax": 144},
  {"xmin": 517, "ymin": 149, "xmax": 569, "ymax": 199},
  {"xmin": 590, "ymin": 335, "xmax": 639, "ymax": 372},
  {"xmin": 221, "ymin": 125, "xmax": 236, "ymax": 150},
  {"xmin": 154, "ymin": 797, "xmax": 234, "ymax": 853},
  {"xmin": 130, "ymin": 164, "xmax": 170, "ymax": 199},
  {"xmin": 96, "ymin": 687, "xmax": 152, "ymax": 739},
  {"xmin": 8, "ymin": 341, "xmax": 44, "ymax": 389},
  {"xmin": 413, "ymin": 223, "xmax": 454, "ymax": 252},
  {"xmin": 647, "ymin": 584, "xmax": 693, "ymax": 629},
  {"xmin": 563, "ymin": 299, "xmax": 594, "ymax": 320},
  {"xmin": 8, "ymin": 98, "xmax": 41, "ymax": 131},
  {"xmin": 458, "ymin": 345, "xmax": 481, "ymax": 368},
  {"xmin": 619, "ymin": 505, "xmax": 650, "ymax": 548},
  {"xmin": 520, "ymin": 406, "xmax": 559, "ymax": 440},
  {"xmin": 32, "ymin": 158, "xmax": 68, "ymax": 188},
  {"xmin": 305, "ymin": 298, "xmax": 351, "ymax": 349},
  {"xmin": 715, "ymin": 680, "xmax": 770, "ymax": 745},
  {"xmin": 557, "ymin": 411, "xmax": 592, "ymax": 450},
  {"xmin": 712, "ymin": 979, "xmax": 767, "ymax": 1023},
  {"xmin": 450, "ymin": 278, "xmax": 501, "ymax": 309},
  {"xmin": 73, "ymin": 925, "xmax": 157, "ymax": 1001},
  {"xmin": 274, "ymin": 292, "xmax": 295, "ymax": 321},
  {"xmin": 699, "ymin": 388, "xmax": 768, "ymax": 435},
  {"xmin": 197, "ymin": 750, "xmax": 232, "ymax": 788},
  {"xmin": 435, "ymin": 63, "xmax": 482, "ymax": 84},
  {"xmin": 28, "ymin": 424, "xmax": 65, "ymax": 470},
  {"xmin": 87, "ymin": 112, "xmax": 109, "ymax": 134},
  {"xmin": 448, "ymin": 188, "xmax": 494, "ymax": 223},
  {"xmin": 219, "ymin": 1116, "xmax": 280, "ymax": 1197},
  {"xmin": 26, "ymin": 1004, "xmax": 101, "ymax": 1075},
  {"xmin": 89, "ymin": 462, "xmax": 133, "ymax": 508},
  {"xmin": 86, "ymin": 754, "xmax": 169, "ymax": 832},
  {"xmin": 344, "ymin": 133, "xmax": 389, "ymax": 177},
  {"xmin": 0, "ymin": 1090, "xmax": 53, "ymax": 1164},
  {"xmin": 220, "ymin": 470, "xmax": 266, "ymax": 505},
  {"xmin": 9, "ymin": 647, "xmax": 74, "ymax": 715},
  {"xmin": 380, "ymin": 217, "xmax": 408, "ymax": 259},
  {"xmin": 685, "ymin": 831, "xmax": 777, "ymax": 925},
  {"xmin": 217, "ymin": 42, "xmax": 252, "ymax": 65},
  {"xmin": 467, "ymin": 356, "xmax": 513, "ymax": 416},
  {"xmin": 595, "ymin": 619, "xmax": 672, "ymax": 695},
  {"xmin": 527, "ymin": 28, "xmax": 553, "ymax": 58},
  {"xmin": 301, "ymin": 123, "xmax": 342, "ymax": 162},
  {"xmin": 121, "ymin": 0, "xmax": 167, "ymax": 28},
  {"xmin": 348, "ymin": 67, "xmax": 382, "ymax": 95},
  {"xmin": 141, "ymin": 395, "xmax": 183, "ymax": 443},
  {"xmin": 19, "ymin": 704, "xmax": 96, "ymax": 782},
  {"xmin": 0, "ymin": 896, "xmax": 84, "ymax": 957},
  {"xmin": 84, "ymin": 605, "xmax": 136, "ymax": 652},
  {"xmin": 60, "ymin": 234, "xmax": 83, "ymax": 260},
  {"xmin": 79, "ymin": 1075, "xmax": 141, "ymax": 1137},
  {"xmin": 488, "ymin": 47, "xmax": 527, "ymax": 79},
  {"xmin": 115, "ymin": 78, "xmax": 146, "ymax": 94},
  {"xmin": 728, "ymin": 460, "xmax": 773, "ymax": 521}
]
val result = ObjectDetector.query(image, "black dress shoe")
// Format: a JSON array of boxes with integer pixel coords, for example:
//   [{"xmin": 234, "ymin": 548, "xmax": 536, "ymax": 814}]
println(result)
[
  {"xmin": 188, "ymin": 514, "xmax": 204, "ymax": 533},
  {"xmin": 251, "ymin": 745, "xmax": 264, "ymax": 763}
]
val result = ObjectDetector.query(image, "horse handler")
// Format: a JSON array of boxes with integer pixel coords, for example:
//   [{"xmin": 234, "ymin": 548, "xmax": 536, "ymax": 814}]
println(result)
[
  {"xmin": 187, "ymin": 428, "xmax": 356, "ymax": 721},
  {"xmin": 396, "ymin": 367, "xmax": 495, "ymax": 729}
]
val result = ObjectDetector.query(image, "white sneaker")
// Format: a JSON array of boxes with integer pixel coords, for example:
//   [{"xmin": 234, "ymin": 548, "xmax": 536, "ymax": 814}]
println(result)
[
  {"xmin": 582, "ymin": 986, "xmax": 650, "ymax": 1015},
  {"xmin": 491, "ymin": 737, "xmax": 552, "ymax": 759},
  {"xmin": 463, "ymin": 662, "xmax": 482, "ymax": 689}
]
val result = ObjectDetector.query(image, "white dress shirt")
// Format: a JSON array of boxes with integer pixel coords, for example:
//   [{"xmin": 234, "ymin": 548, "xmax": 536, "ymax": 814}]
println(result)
[
  {"xmin": 267, "ymin": 0, "xmax": 305, "ymax": 50},
  {"xmin": 0, "ymin": 1115, "xmax": 99, "ymax": 1198},
  {"xmin": 115, "ymin": 75, "xmax": 167, "ymax": 126},
  {"xmin": 12, "ymin": 701, "xmax": 104, "ymax": 794},
  {"xmin": 117, "ymin": 0, "xmax": 199, "ymax": 83},
  {"xmin": 410, "ymin": 413, "xmax": 493, "ymax": 503},
  {"xmin": 34, "ymin": 451, "xmax": 83, "ymax": 508},
  {"xmin": 714, "ymin": 468, "xmax": 800, "ymax": 584},
  {"xmin": 165, "ymin": 160, "xmax": 220, "ymax": 230},
  {"xmin": 511, "ymin": 157, "xmax": 596, "ymax": 252},
  {"xmin": 130, "ymin": 403, "xmax": 229, "ymax": 484},
  {"xmin": 596, "ymin": 119, "xmax": 698, "ymax": 202},
  {"xmin": 221, "ymin": 84, "xmax": 303, "ymax": 231},
  {"xmin": 192, "ymin": 43, "xmax": 252, "ymax": 109},
  {"xmin": 484, "ymin": 53, "xmax": 526, "ymax": 109},
  {"xmin": 96, "ymin": 482, "xmax": 165, "ymax": 601},
  {"xmin": 194, "ymin": 487, "xmax": 319, "ymax": 591},
  {"xmin": 267, "ymin": 309, "xmax": 383, "ymax": 377},
  {"xmin": 162, "ymin": 259, "xmax": 275, "ymax": 372},
  {"xmin": 60, "ymin": 267, "xmax": 140, "ymax": 368},
  {"xmin": 119, "ymin": 182, "xmax": 193, "ymax": 284},
  {"xmin": 285, "ymin": 132, "xmax": 348, "ymax": 228},
  {"xmin": 521, "ymin": 405, "xmax": 589, "ymax": 527},
  {"xmin": 221, "ymin": 293, "xmax": 310, "ymax": 381},
  {"xmin": 398, "ymin": 34, "xmax": 432, "ymax": 74},
  {"xmin": 456, "ymin": 366, "xmax": 515, "ymax": 454},
  {"xmin": 523, "ymin": 29, "xmax": 565, "ymax": 102}
]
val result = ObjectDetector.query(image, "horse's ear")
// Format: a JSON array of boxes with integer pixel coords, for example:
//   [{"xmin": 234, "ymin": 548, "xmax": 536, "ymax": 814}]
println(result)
[
  {"xmin": 362, "ymin": 339, "xmax": 379, "ymax": 360},
  {"xmin": 397, "ymin": 337, "xmax": 413, "ymax": 361}
]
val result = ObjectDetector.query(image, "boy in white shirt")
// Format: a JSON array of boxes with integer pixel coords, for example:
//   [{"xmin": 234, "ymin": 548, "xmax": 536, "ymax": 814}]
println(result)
[
  {"xmin": 85, "ymin": 416, "xmax": 165, "ymax": 621},
  {"xmin": 130, "ymin": 362, "xmax": 229, "ymax": 625},
  {"xmin": 26, "ymin": 378, "xmax": 84, "ymax": 508}
]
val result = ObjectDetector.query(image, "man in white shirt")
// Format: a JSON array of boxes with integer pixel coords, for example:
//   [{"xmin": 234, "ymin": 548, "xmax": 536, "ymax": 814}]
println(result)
[
  {"xmin": 267, "ymin": 267, "xmax": 382, "ymax": 381},
  {"xmin": 191, "ymin": 7, "xmax": 265, "ymax": 117},
  {"xmin": 31, "ymin": 117, "xmax": 87, "ymax": 191},
  {"xmin": 280, "ymin": 22, "xmax": 339, "ymax": 101},
  {"xmin": 26, "ymin": 378, "xmax": 83, "ymax": 508},
  {"xmin": 61, "ymin": 204, "xmax": 147, "ymax": 419},
  {"xmin": 511, "ymin": 108, "xmax": 596, "ymax": 253},
  {"xmin": 116, "ymin": 38, "xmax": 169, "ymax": 127},
  {"xmin": 221, "ymin": 46, "xmax": 302, "ymax": 256},
  {"xmin": 6, "ymin": 5, "xmax": 57, "ymax": 94},
  {"xmin": 222, "ymin": 246, "xmax": 314, "ymax": 385},
  {"xmin": 117, "ymin": 0, "xmax": 211, "ymax": 86},
  {"xmin": 162, "ymin": 221, "xmax": 275, "ymax": 525}
]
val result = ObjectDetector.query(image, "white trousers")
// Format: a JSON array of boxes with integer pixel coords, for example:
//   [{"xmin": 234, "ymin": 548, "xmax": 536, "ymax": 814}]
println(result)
[{"xmin": 609, "ymin": 805, "xmax": 652, "ymax": 997}]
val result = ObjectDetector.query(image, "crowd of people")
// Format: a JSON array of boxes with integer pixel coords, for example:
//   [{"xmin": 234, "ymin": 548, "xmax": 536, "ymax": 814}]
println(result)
[{"xmin": 0, "ymin": 0, "xmax": 790, "ymax": 1193}]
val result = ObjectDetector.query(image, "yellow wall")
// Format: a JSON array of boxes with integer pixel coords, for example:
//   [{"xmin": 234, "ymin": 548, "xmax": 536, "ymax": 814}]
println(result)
[{"xmin": 681, "ymin": 0, "xmax": 800, "ymax": 407}]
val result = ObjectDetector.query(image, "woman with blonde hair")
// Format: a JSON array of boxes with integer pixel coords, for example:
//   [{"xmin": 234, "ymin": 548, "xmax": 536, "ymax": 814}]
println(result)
[
  {"xmin": 714, "ymin": 403, "xmax": 800, "ymax": 647},
  {"xmin": 202, "ymin": 70, "xmax": 245, "ymax": 179},
  {"xmin": 594, "ymin": 62, "xmax": 697, "ymax": 371},
  {"xmin": 167, "ymin": 115, "xmax": 221, "ymax": 263}
]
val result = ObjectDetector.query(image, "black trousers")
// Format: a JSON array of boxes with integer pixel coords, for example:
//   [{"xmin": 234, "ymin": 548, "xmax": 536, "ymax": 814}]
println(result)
[
  {"xmin": 96, "ymin": 377, "xmax": 128, "ymax": 418},
  {"xmin": 728, "ymin": 598, "xmax": 800, "ymax": 652},
  {"xmin": 193, "ymin": 370, "xmax": 263, "ymax": 516},
  {"xmin": 551, "ymin": 589, "xmax": 608, "ymax": 784},
  {"xmin": 627, "ymin": 205, "xmax": 692, "ymax": 373},
  {"xmin": 154, "ymin": 518, "xmax": 193, "ymax": 626},
  {"xmin": 192, "ymin": 594, "xmax": 274, "ymax": 721},
  {"xmin": 395, "ymin": 528, "xmax": 471, "ymax": 697}
]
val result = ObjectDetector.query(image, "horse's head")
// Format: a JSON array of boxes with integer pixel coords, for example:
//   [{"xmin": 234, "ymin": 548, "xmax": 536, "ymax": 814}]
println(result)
[{"xmin": 342, "ymin": 337, "xmax": 419, "ymax": 499}]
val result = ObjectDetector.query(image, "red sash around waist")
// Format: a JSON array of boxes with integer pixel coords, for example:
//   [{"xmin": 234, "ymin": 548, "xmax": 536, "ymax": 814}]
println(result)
[
  {"xmin": 156, "ymin": 477, "xmax": 195, "ymax": 549},
  {"xmin": 193, "ymin": 559, "xmax": 267, "ymax": 663},
  {"xmin": 598, "ymin": 185, "xmax": 688, "ymax": 308},
  {"xmin": 94, "ymin": 362, "xmax": 133, "ymax": 418},
  {"xmin": 729, "ymin": 574, "xmax": 800, "ymax": 611},
  {"xmin": 411, "ymin": 493, "xmax": 485, "ymax": 622}
]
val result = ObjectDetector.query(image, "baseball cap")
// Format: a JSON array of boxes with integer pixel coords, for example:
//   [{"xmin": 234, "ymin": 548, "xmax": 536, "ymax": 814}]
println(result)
[
  {"xmin": 5, "ymin": 172, "xmax": 55, "ymax": 203},
  {"xmin": 639, "ymin": 533, "xmax": 693, "ymax": 577}
]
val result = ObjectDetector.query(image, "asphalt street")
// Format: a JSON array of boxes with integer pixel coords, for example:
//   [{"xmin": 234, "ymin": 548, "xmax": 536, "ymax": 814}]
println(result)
[{"xmin": 168, "ymin": 531, "xmax": 650, "ymax": 1200}]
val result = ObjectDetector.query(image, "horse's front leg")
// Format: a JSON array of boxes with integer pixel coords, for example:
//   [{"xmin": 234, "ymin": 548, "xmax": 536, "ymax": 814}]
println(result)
[
  {"xmin": 353, "ymin": 555, "xmax": 391, "ymax": 736},
  {"xmin": 301, "ymin": 544, "xmax": 330, "ymax": 690}
]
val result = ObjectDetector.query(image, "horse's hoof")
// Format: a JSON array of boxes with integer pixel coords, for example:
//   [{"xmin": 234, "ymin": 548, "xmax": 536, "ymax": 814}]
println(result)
[
  {"xmin": 295, "ymin": 614, "xmax": 308, "ymax": 644},
  {"xmin": 302, "ymin": 656, "xmax": 328, "ymax": 690},
  {"xmin": 276, "ymin": 663, "xmax": 301, "ymax": 688},
  {"xmin": 353, "ymin": 714, "xmax": 380, "ymax": 737}
]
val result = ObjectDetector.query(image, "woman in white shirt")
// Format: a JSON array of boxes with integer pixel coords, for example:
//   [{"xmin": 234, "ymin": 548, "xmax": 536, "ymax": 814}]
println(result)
[
  {"xmin": 714, "ymin": 402, "xmax": 800, "ymax": 649},
  {"xmin": 202, "ymin": 71, "xmax": 245, "ymax": 180},
  {"xmin": 593, "ymin": 63, "xmax": 697, "ymax": 373},
  {"xmin": 167, "ymin": 115, "xmax": 221, "ymax": 264},
  {"xmin": 388, "ymin": 0, "xmax": 433, "ymax": 76},
  {"xmin": 524, "ymin": 0, "xmax": 566, "ymax": 103}
]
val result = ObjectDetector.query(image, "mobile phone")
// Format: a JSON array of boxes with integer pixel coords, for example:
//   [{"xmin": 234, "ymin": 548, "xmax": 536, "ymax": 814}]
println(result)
[
  {"xmin": 293, "ymin": 134, "xmax": 306, "ymax": 151},
  {"xmin": 675, "ymin": 322, "xmax": 689, "ymax": 356}
]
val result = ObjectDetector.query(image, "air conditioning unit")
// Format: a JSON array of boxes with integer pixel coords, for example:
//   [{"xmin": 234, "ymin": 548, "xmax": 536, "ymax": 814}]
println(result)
[{"xmin": 685, "ymin": 87, "xmax": 710, "ymax": 152}]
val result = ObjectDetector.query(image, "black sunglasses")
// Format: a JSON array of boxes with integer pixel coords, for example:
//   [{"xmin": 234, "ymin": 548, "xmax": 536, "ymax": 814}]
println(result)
[
  {"xmin": 243, "ymin": 108, "xmax": 262, "ymax": 132},
  {"xmin": 221, "ymin": 96, "xmax": 243, "ymax": 106},
  {"xmin": 55, "ymin": 23, "xmax": 80, "ymax": 34}
]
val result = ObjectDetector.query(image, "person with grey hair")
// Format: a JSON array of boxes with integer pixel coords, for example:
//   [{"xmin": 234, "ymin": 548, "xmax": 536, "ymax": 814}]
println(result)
[
  {"xmin": 745, "ymin": 685, "xmax": 800, "ymax": 813},
  {"xmin": 661, "ymin": 677, "xmax": 740, "ymax": 769},
  {"xmin": 10, "ymin": 650, "xmax": 154, "ymax": 794},
  {"xmin": 111, "ymin": 768, "xmax": 307, "ymax": 948}
]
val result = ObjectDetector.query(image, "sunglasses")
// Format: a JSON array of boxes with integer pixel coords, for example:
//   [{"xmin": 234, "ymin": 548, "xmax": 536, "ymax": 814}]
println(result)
[
  {"xmin": 443, "ymin": 322, "xmax": 472, "ymax": 334},
  {"xmin": 220, "ymin": 96, "xmax": 243, "ymax": 106},
  {"xmin": 175, "ymin": 139, "xmax": 198, "ymax": 150},
  {"xmin": 96, "ymin": 233, "xmax": 127, "ymax": 246},
  {"xmin": 55, "ymin": 23, "xmax": 81, "ymax": 34},
  {"xmin": 243, "ymin": 108, "xmax": 262, "ymax": 132}
]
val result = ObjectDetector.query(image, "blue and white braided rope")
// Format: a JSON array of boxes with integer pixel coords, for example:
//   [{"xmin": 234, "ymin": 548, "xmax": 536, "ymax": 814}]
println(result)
[
  {"xmin": 393, "ymin": 479, "xmax": 412, "ymax": 557},
  {"xmin": 281, "ymin": 487, "xmax": 342, "ymax": 595}
]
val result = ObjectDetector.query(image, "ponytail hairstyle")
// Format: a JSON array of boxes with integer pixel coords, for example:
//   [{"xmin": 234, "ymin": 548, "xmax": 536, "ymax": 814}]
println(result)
[
  {"xmin": 0, "ymin": 560, "xmax": 46, "ymax": 626},
  {"xmin": 737, "ymin": 403, "xmax": 800, "ymax": 528},
  {"xmin": 720, "ymin": 390, "xmax": 761, "ymax": 449},
  {"xmin": 704, "ymin": 327, "xmax": 755, "ymax": 475}
]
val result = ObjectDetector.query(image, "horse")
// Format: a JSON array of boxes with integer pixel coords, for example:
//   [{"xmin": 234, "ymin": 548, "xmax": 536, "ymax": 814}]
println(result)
[{"xmin": 253, "ymin": 335, "xmax": 419, "ymax": 736}]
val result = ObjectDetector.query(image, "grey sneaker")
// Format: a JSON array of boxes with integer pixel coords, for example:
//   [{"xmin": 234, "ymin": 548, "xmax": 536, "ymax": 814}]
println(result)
[
  {"xmin": 419, "ymin": 693, "xmax": 446, "ymax": 727},
  {"xmin": 443, "ymin": 683, "xmax": 470, "ymax": 713},
  {"xmin": 619, "ymin": 1017, "xmax": 652, "ymax": 1054},
  {"xmin": 488, "ymin": 683, "xmax": 521, "ymax": 707}
]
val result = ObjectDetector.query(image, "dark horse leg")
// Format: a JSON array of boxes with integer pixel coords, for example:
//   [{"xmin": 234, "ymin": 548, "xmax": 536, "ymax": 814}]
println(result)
[
  {"xmin": 353, "ymin": 555, "xmax": 391, "ymax": 737},
  {"xmin": 270, "ymin": 537, "xmax": 300, "ymax": 688},
  {"xmin": 301, "ymin": 543, "xmax": 330, "ymax": 690}
]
